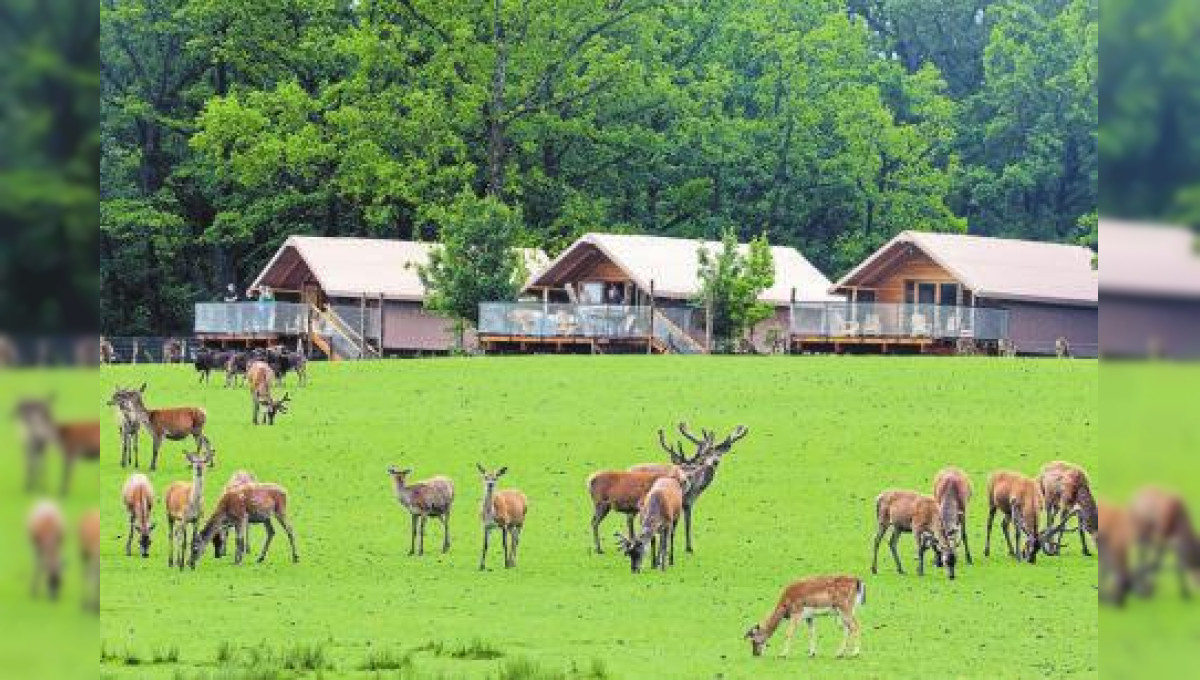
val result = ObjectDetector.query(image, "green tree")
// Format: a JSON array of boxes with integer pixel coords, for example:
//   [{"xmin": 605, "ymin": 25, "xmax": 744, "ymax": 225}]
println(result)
[
  {"xmin": 417, "ymin": 193, "xmax": 527, "ymax": 347},
  {"xmin": 695, "ymin": 230, "xmax": 775, "ymax": 351}
]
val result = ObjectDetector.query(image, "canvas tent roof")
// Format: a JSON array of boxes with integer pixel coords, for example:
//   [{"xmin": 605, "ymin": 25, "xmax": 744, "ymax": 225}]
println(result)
[
  {"xmin": 527, "ymin": 233, "xmax": 841, "ymax": 304},
  {"xmin": 1099, "ymin": 219, "xmax": 1200, "ymax": 300},
  {"xmin": 833, "ymin": 230, "xmax": 1098, "ymax": 306},
  {"xmin": 251, "ymin": 236, "xmax": 549, "ymax": 302}
]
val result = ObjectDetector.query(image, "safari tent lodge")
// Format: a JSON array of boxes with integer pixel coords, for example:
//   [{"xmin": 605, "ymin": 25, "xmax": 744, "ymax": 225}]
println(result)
[
  {"xmin": 476, "ymin": 233, "xmax": 842, "ymax": 354},
  {"xmin": 794, "ymin": 231, "xmax": 1099, "ymax": 355},
  {"xmin": 193, "ymin": 236, "xmax": 548, "ymax": 358}
]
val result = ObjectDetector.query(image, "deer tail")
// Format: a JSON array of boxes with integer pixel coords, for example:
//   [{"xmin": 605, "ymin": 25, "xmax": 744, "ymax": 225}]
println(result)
[{"xmin": 855, "ymin": 579, "xmax": 866, "ymax": 607}]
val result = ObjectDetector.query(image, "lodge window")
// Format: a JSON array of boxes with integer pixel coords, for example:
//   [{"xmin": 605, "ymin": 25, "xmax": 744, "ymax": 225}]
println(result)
[{"xmin": 904, "ymin": 281, "xmax": 962, "ymax": 306}]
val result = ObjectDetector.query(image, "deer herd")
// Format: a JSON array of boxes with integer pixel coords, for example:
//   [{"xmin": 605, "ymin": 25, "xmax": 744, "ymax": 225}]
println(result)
[{"xmin": 17, "ymin": 351, "xmax": 1194, "ymax": 665}]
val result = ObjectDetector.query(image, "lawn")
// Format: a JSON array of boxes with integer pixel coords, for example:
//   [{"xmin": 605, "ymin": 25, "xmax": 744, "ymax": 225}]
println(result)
[{"xmin": 95, "ymin": 356, "xmax": 1098, "ymax": 679}]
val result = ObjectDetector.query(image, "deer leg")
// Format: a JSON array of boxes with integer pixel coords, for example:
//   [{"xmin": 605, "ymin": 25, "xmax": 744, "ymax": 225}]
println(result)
[
  {"xmin": 418, "ymin": 515, "xmax": 427, "ymax": 555},
  {"xmin": 132, "ymin": 431, "xmax": 140, "ymax": 468},
  {"xmin": 842, "ymin": 611, "xmax": 861, "ymax": 657},
  {"xmin": 591, "ymin": 504, "xmax": 609, "ymax": 554},
  {"xmin": 916, "ymin": 534, "xmax": 927, "ymax": 576},
  {"xmin": 441, "ymin": 514, "xmax": 451, "ymax": 554},
  {"xmin": 480, "ymin": 525, "xmax": 491, "ymax": 570},
  {"xmin": 276, "ymin": 514, "xmax": 299, "ymax": 563},
  {"xmin": 150, "ymin": 434, "xmax": 162, "ymax": 471},
  {"xmin": 510, "ymin": 526, "xmax": 521, "ymax": 567},
  {"xmin": 1079, "ymin": 519, "xmax": 1092, "ymax": 557},
  {"xmin": 683, "ymin": 504, "xmax": 694, "ymax": 554},
  {"xmin": 167, "ymin": 519, "xmax": 176, "ymax": 567},
  {"xmin": 984, "ymin": 506, "xmax": 996, "ymax": 556},
  {"xmin": 252, "ymin": 399, "xmax": 259, "ymax": 425},
  {"xmin": 408, "ymin": 514, "xmax": 418, "ymax": 556},
  {"xmin": 501, "ymin": 527, "xmax": 511, "ymax": 567},
  {"xmin": 780, "ymin": 617, "xmax": 798, "ymax": 658},
  {"xmin": 669, "ymin": 518, "xmax": 678, "ymax": 566},
  {"xmin": 888, "ymin": 528, "xmax": 905, "ymax": 574},
  {"xmin": 257, "ymin": 520, "xmax": 275, "ymax": 563},
  {"xmin": 960, "ymin": 512, "xmax": 974, "ymax": 565},
  {"xmin": 625, "ymin": 514, "xmax": 634, "ymax": 540},
  {"xmin": 871, "ymin": 524, "xmax": 888, "ymax": 574},
  {"xmin": 125, "ymin": 514, "xmax": 135, "ymax": 556},
  {"xmin": 1001, "ymin": 516, "xmax": 1016, "ymax": 558},
  {"xmin": 59, "ymin": 454, "xmax": 74, "ymax": 497},
  {"xmin": 807, "ymin": 617, "xmax": 820, "ymax": 657}
]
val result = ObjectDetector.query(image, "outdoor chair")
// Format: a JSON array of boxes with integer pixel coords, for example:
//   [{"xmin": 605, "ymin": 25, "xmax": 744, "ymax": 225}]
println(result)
[
  {"xmin": 910, "ymin": 312, "xmax": 930, "ymax": 337},
  {"xmin": 863, "ymin": 313, "xmax": 881, "ymax": 336}
]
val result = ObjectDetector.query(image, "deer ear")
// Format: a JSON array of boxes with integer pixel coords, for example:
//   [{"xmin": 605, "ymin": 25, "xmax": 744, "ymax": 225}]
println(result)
[
  {"xmin": 138, "ymin": 383, "xmax": 147, "ymax": 393},
  {"xmin": 476, "ymin": 463, "xmax": 486, "ymax": 475},
  {"xmin": 497, "ymin": 467, "xmax": 508, "ymax": 477}
]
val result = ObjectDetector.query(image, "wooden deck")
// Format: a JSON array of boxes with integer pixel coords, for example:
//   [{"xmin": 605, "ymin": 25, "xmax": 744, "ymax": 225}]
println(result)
[
  {"xmin": 791, "ymin": 335, "xmax": 1001, "ymax": 355},
  {"xmin": 478, "ymin": 334, "xmax": 668, "ymax": 354}
]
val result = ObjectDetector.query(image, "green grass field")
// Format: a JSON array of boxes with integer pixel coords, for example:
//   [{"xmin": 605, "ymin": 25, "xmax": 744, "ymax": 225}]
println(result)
[{"xmin": 95, "ymin": 357, "xmax": 1098, "ymax": 679}]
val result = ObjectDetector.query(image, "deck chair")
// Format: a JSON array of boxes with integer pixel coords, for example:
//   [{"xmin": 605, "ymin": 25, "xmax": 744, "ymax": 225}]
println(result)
[
  {"xmin": 863, "ymin": 313, "xmax": 881, "ymax": 336},
  {"xmin": 910, "ymin": 312, "xmax": 930, "ymax": 337},
  {"xmin": 841, "ymin": 318, "xmax": 861, "ymax": 336}
]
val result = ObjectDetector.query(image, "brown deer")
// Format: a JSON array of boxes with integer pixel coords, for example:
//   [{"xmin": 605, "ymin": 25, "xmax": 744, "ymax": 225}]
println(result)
[
  {"xmin": 386, "ymin": 467, "xmax": 454, "ymax": 556},
  {"xmin": 614, "ymin": 467, "xmax": 697, "ymax": 573},
  {"xmin": 1038, "ymin": 461, "xmax": 1098, "ymax": 556},
  {"xmin": 985, "ymin": 471, "xmax": 1048, "ymax": 563},
  {"xmin": 108, "ymin": 384, "xmax": 213, "ymax": 471},
  {"xmin": 214, "ymin": 470, "xmax": 257, "ymax": 558},
  {"xmin": 164, "ymin": 450, "xmax": 214, "ymax": 569},
  {"xmin": 1098, "ymin": 501, "xmax": 1137, "ymax": 606},
  {"xmin": 630, "ymin": 423, "xmax": 748, "ymax": 553},
  {"xmin": 247, "ymin": 360, "xmax": 290, "ymax": 425},
  {"xmin": 79, "ymin": 509, "xmax": 100, "ymax": 612},
  {"xmin": 477, "ymin": 465, "xmax": 528, "ymax": 570},
  {"xmin": 588, "ymin": 468, "xmax": 675, "ymax": 554},
  {"xmin": 189, "ymin": 482, "xmax": 300, "ymax": 567},
  {"xmin": 28, "ymin": 500, "xmax": 65, "ymax": 600},
  {"xmin": 744, "ymin": 575, "xmax": 865, "ymax": 659},
  {"xmin": 121, "ymin": 473, "xmax": 156, "ymax": 557},
  {"xmin": 14, "ymin": 397, "xmax": 100, "ymax": 495},
  {"xmin": 933, "ymin": 467, "xmax": 974, "ymax": 565},
  {"xmin": 872, "ymin": 490, "xmax": 957, "ymax": 579},
  {"xmin": 107, "ymin": 385, "xmax": 142, "ymax": 469},
  {"xmin": 1131, "ymin": 487, "xmax": 1200, "ymax": 599}
]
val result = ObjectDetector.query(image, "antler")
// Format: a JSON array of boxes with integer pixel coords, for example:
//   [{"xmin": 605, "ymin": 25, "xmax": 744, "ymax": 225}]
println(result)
[
  {"xmin": 717, "ymin": 425, "xmax": 749, "ymax": 449},
  {"xmin": 657, "ymin": 429, "xmax": 688, "ymax": 464},
  {"xmin": 677, "ymin": 422, "xmax": 705, "ymax": 445}
]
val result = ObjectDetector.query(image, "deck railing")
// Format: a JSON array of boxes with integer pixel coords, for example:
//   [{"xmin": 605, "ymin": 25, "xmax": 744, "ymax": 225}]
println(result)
[
  {"xmin": 194, "ymin": 302, "xmax": 309, "ymax": 335},
  {"xmin": 789, "ymin": 302, "xmax": 1010, "ymax": 340},
  {"xmin": 478, "ymin": 303, "xmax": 651, "ymax": 338}
]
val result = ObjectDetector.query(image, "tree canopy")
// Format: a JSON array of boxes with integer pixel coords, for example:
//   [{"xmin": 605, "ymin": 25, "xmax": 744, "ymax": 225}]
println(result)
[{"xmin": 101, "ymin": 0, "xmax": 1098, "ymax": 335}]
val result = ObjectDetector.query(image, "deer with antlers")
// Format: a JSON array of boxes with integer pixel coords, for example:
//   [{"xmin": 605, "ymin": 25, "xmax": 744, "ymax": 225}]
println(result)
[
  {"xmin": 872, "ymin": 490, "xmax": 957, "ymax": 579},
  {"xmin": 744, "ymin": 575, "xmax": 865, "ymax": 659},
  {"xmin": 164, "ymin": 450, "xmax": 214, "ymax": 570},
  {"xmin": 477, "ymin": 465, "xmax": 528, "ymax": 570},
  {"xmin": 108, "ymin": 384, "xmax": 213, "ymax": 471},
  {"xmin": 628, "ymin": 423, "xmax": 748, "ymax": 554},
  {"xmin": 933, "ymin": 467, "xmax": 974, "ymax": 566},
  {"xmin": 616, "ymin": 463, "xmax": 710, "ymax": 572},
  {"xmin": 1038, "ymin": 461, "xmax": 1098, "ymax": 557},
  {"xmin": 248, "ymin": 361, "xmax": 290, "ymax": 425},
  {"xmin": 986, "ymin": 471, "xmax": 1058, "ymax": 563},
  {"xmin": 189, "ymin": 482, "xmax": 300, "ymax": 567}
]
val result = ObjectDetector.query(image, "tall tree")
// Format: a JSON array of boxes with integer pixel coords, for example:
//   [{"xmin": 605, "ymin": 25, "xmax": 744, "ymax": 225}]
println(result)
[{"xmin": 695, "ymin": 230, "xmax": 775, "ymax": 351}]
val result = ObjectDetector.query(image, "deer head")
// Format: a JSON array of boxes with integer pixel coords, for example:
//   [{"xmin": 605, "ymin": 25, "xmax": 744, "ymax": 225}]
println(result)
[
  {"xmin": 477, "ymin": 464, "xmax": 508, "ymax": 491},
  {"xmin": 614, "ymin": 532, "xmax": 648, "ymax": 573},
  {"xmin": 136, "ymin": 520, "xmax": 156, "ymax": 558},
  {"xmin": 744, "ymin": 624, "xmax": 769, "ymax": 656},
  {"xmin": 184, "ymin": 450, "xmax": 214, "ymax": 476},
  {"xmin": 1009, "ymin": 502, "xmax": 1042, "ymax": 563}
]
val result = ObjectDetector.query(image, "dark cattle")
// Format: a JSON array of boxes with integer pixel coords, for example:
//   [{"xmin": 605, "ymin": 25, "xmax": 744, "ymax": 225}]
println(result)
[{"xmin": 193, "ymin": 349, "xmax": 231, "ymax": 384}]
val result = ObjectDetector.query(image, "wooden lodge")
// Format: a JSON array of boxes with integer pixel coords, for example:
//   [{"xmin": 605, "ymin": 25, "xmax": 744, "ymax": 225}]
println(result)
[
  {"xmin": 476, "ymin": 233, "xmax": 841, "ymax": 354},
  {"xmin": 194, "ymin": 236, "xmax": 548, "ymax": 359},
  {"xmin": 794, "ymin": 231, "xmax": 1099, "ymax": 356}
]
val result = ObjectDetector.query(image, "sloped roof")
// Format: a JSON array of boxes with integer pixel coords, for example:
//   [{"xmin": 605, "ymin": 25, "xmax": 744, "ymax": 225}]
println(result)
[
  {"xmin": 1100, "ymin": 219, "xmax": 1200, "ymax": 299},
  {"xmin": 834, "ymin": 231, "xmax": 1098, "ymax": 306},
  {"xmin": 251, "ymin": 236, "xmax": 549, "ymax": 302},
  {"xmin": 528, "ymin": 233, "xmax": 841, "ymax": 304}
]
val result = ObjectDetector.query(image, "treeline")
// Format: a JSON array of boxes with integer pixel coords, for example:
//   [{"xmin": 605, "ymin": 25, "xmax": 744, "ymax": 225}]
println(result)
[{"xmin": 101, "ymin": 0, "xmax": 1097, "ymax": 335}]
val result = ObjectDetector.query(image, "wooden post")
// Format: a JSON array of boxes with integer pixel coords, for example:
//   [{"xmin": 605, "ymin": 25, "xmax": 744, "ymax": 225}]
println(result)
[
  {"xmin": 132, "ymin": 339, "xmax": 139, "ymax": 365},
  {"xmin": 378, "ymin": 293, "xmax": 385, "ymax": 358},
  {"xmin": 647, "ymin": 279, "xmax": 655, "ymax": 354},
  {"xmin": 359, "ymin": 293, "xmax": 367, "ymax": 359},
  {"xmin": 789, "ymin": 288, "xmax": 796, "ymax": 355},
  {"xmin": 704, "ymin": 293, "xmax": 713, "ymax": 354}
]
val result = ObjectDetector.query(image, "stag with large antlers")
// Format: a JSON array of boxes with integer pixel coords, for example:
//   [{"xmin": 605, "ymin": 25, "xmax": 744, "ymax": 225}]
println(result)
[{"xmin": 629, "ymin": 423, "xmax": 748, "ymax": 553}]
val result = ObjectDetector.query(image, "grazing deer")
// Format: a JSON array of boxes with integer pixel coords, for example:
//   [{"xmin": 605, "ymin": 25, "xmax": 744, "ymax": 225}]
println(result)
[
  {"xmin": 933, "ymin": 467, "xmax": 974, "ymax": 565},
  {"xmin": 190, "ymin": 482, "xmax": 300, "ymax": 567},
  {"xmin": 744, "ymin": 575, "xmax": 864, "ymax": 659},
  {"xmin": 614, "ymin": 467, "xmax": 698, "ymax": 573},
  {"xmin": 626, "ymin": 423, "xmax": 749, "ymax": 553},
  {"xmin": 79, "ymin": 509, "xmax": 100, "ymax": 612},
  {"xmin": 108, "ymin": 384, "xmax": 213, "ymax": 471},
  {"xmin": 872, "ymin": 490, "xmax": 956, "ymax": 578},
  {"xmin": 164, "ymin": 450, "xmax": 214, "ymax": 570},
  {"xmin": 985, "ymin": 471, "xmax": 1048, "ymax": 563},
  {"xmin": 121, "ymin": 473, "xmax": 156, "ymax": 557},
  {"xmin": 247, "ymin": 361, "xmax": 290, "ymax": 425},
  {"xmin": 1098, "ymin": 501, "xmax": 1136, "ymax": 606},
  {"xmin": 386, "ymin": 467, "xmax": 454, "ymax": 556},
  {"xmin": 588, "ymin": 468, "xmax": 674, "ymax": 554},
  {"xmin": 28, "ymin": 500, "xmax": 65, "ymax": 600},
  {"xmin": 1038, "ymin": 461, "xmax": 1098, "ymax": 556},
  {"xmin": 214, "ymin": 470, "xmax": 257, "ymax": 558},
  {"xmin": 14, "ymin": 397, "xmax": 100, "ymax": 495},
  {"xmin": 1131, "ymin": 487, "xmax": 1200, "ymax": 599},
  {"xmin": 477, "ymin": 465, "xmax": 528, "ymax": 570}
]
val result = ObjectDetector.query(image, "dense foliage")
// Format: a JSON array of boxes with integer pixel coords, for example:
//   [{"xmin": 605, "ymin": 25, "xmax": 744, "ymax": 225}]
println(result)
[
  {"xmin": 101, "ymin": 0, "xmax": 1098, "ymax": 334},
  {"xmin": 695, "ymin": 230, "xmax": 775, "ymax": 348}
]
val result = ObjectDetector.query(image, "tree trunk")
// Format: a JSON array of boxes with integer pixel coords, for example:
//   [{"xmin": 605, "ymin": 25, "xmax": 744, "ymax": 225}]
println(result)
[{"xmin": 486, "ymin": 0, "xmax": 508, "ymax": 197}]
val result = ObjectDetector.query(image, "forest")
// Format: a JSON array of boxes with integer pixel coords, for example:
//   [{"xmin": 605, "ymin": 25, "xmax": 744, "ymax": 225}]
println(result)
[{"xmin": 99, "ymin": 0, "xmax": 1099, "ymax": 335}]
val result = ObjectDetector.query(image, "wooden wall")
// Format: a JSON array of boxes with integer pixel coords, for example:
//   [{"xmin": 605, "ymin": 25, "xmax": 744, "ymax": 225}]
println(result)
[{"xmin": 857, "ymin": 250, "xmax": 958, "ymax": 303}]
